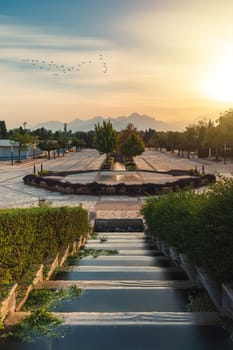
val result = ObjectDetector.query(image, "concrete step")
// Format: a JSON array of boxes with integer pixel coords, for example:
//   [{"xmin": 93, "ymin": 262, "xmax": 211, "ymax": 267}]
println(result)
[
  {"xmin": 85, "ymin": 243, "xmax": 155, "ymax": 250},
  {"xmin": 77, "ymin": 255, "xmax": 167, "ymax": 267},
  {"xmin": 94, "ymin": 218, "xmax": 144, "ymax": 233},
  {"xmin": 37, "ymin": 280, "xmax": 200, "ymax": 290},
  {"xmin": 93, "ymin": 232, "xmax": 146, "ymax": 238},
  {"xmin": 80, "ymin": 249, "xmax": 161, "ymax": 256},
  {"xmin": 52, "ymin": 312, "xmax": 222, "ymax": 326},
  {"xmin": 80, "ymin": 255, "xmax": 163, "ymax": 261},
  {"xmin": 67, "ymin": 266, "xmax": 175, "ymax": 272},
  {"xmin": 88, "ymin": 239, "xmax": 152, "ymax": 244},
  {"xmin": 5, "ymin": 311, "xmax": 221, "ymax": 327}
]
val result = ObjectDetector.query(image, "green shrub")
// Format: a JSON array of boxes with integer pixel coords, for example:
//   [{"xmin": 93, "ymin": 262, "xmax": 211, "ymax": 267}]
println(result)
[
  {"xmin": 141, "ymin": 179, "xmax": 233, "ymax": 283},
  {"xmin": 0, "ymin": 207, "xmax": 88, "ymax": 284},
  {"xmin": 23, "ymin": 286, "xmax": 82, "ymax": 311},
  {"xmin": 16, "ymin": 308, "xmax": 63, "ymax": 343}
]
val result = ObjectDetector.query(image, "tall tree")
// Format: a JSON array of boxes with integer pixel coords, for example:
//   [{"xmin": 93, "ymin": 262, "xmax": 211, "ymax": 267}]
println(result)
[
  {"xmin": 117, "ymin": 124, "xmax": 145, "ymax": 159},
  {"xmin": 0, "ymin": 120, "xmax": 8, "ymax": 138},
  {"xmin": 94, "ymin": 120, "xmax": 117, "ymax": 159},
  {"xmin": 10, "ymin": 131, "xmax": 37, "ymax": 162}
]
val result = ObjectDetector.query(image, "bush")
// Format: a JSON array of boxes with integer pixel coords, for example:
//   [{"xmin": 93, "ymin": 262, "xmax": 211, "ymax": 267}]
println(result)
[
  {"xmin": 141, "ymin": 179, "xmax": 233, "ymax": 283},
  {"xmin": 0, "ymin": 207, "xmax": 88, "ymax": 284}
]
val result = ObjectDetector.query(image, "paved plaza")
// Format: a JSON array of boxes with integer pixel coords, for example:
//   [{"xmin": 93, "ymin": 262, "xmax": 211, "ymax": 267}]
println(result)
[{"xmin": 0, "ymin": 149, "xmax": 232, "ymax": 217}]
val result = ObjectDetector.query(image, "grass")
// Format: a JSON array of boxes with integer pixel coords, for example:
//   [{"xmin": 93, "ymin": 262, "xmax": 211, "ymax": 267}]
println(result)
[
  {"xmin": 0, "ymin": 285, "xmax": 14, "ymax": 303},
  {"xmin": 79, "ymin": 248, "xmax": 118, "ymax": 259},
  {"xmin": 66, "ymin": 248, "xmax": 118, "ymax": 265},
  {"xmin": 99, "ymin": 236, "xmax": 108, "ymax": 243},
  {"xmin": 23, "ymin": 285, "xmax": 83, "ymax": 311},
  {"xmin": 186, "ymin": 290, "xmax": 216, "ymax": 312}
]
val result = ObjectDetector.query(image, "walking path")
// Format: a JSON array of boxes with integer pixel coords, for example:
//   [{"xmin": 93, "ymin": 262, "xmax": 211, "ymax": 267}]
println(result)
[
  {"xmin": 0, "ymin": 148, "xmax": 232, "ymax": 210},
  {"xmin": 33, "ymin": 211, "xmax": 232, "ymax": 349},
  {"xmin": 4, "ymin": 203, "xmax": 233, "ymax": 349}
]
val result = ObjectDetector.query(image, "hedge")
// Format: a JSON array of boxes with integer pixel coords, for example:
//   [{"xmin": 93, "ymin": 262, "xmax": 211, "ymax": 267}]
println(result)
[
  {"xmin": 0, "ymin": 206, "xmax": 89, "ymax": 284},
  {"xmin": 141, "ymin": 179, "xmax": 233, "ymax": 283}
]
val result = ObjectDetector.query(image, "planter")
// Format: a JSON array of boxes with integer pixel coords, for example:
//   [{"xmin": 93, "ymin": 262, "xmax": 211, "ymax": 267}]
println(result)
[
  {"xmin": 151, "ymin": 236, "xmax": 233, "ymax": 320},
  {"xmin": 168, "ymin": 246, "xmax": 180, "ymax": 264},
  {"xmin": 179, "ymin": 254, "xmax": 198, "ymax": 282},
  {"xmin": 222, "ymin": 284, "xmax": 233, "ymax": 318},
  {"xmin": 1, "ymin": 235, "xmax": 88, "ymax": 322},
  {"xmin": 1, "ymin": 284, "xmax": 17, "ymax": 321},
  {"xmin": 16, "ymin": 265, "xmax": 44, "ymax": 312},
  {"xmin": 197, "ymin": 267, "xmax": 222, "ymax": 311},
  {"xmin": 59, "ymin": 246, "xmax": 70, "ymax": 267},
  {"xmin": 156, "ymin": 237, "xmax": 162, "ymax": 250},
  {"xmin": 160, "ymin": 240, "xmax": 170, "ymax": 256},
  {"xmin": 46, "ymin": 254, "xmax": 59, "ymax": 281}
]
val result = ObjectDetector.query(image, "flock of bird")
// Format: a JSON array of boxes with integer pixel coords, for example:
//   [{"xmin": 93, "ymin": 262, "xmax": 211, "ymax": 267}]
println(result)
[{"xmin": 21, "ymin": 54, "xmax": 108, "ymax": 77}]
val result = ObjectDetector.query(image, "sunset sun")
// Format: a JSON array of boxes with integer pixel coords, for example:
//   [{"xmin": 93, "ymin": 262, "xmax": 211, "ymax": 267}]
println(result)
[{"xmin": 203, "ymin": 56, "xmax": 233, "ymax": 102}]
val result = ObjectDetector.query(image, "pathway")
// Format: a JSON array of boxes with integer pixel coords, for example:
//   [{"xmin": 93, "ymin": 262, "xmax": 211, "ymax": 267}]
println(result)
[
  {"xmin": 1, "ymin": 148, "xmax": 232, "ymax": 210},
  {"xmin": 35, "ymin": 213, "xmax": 232, "ymax": 349},
  {"xmin": 4, "ymin": 209, "xmax": 233, "ymax": 349}
]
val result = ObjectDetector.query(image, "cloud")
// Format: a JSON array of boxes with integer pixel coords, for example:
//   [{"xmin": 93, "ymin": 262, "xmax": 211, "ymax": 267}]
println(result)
[
  {"xmin": 1, "ymin": 5, "xmax": 231, "ymax": 127},
  {"xmin": 0, "ymin": 22, "xmax": 112, "ymax": 51}
]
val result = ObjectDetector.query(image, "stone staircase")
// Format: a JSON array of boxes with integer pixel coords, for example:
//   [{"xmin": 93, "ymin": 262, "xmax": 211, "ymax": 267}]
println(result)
[
  {"xmin": 6, "ymin": 219, "xmax": 232, "ymax": 349},
  {"xmin": 31, "ymin": 221, "xmax": 233, "ymax": 350}
]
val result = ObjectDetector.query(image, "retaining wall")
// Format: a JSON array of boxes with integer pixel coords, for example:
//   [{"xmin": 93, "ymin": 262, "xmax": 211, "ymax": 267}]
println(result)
[{"xmin": 153, "ymin": 237, "xmax": 233, "ymax": 320}]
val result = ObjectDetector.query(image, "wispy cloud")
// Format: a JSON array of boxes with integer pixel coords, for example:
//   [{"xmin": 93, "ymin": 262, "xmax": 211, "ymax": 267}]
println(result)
[
  {"xmin": 0, "ymin": 2, "xmax": 232, "ymax": 128},
  {"xmin": 0, "ymin": 22, "xmax": 112, "ymax": 50}
]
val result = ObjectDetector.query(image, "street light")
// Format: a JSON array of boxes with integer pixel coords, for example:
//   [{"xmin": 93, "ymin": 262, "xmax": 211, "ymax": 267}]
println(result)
[
  {"xmin": 33, "ymin": 143, "xmax": 37, "ymax": 160},
  {"xmin": 10, "ymin": 140, "xmax": 15, "ymax": 166},
  {"xmin": 224, "ymin": 143, "xmax": 227, "ymax": 164}
]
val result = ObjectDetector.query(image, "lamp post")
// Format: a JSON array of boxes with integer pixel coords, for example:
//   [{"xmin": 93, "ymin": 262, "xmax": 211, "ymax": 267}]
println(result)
[
  {"xmin": 10, "ymin": 140, "xmax": 14, "ymax": 166},
  {"xmin": 33, "ymin": 144, "xmax": 36, "ymax": 160},
  {"xmin": 224, "ymin": 144, "xmax": 227, "ymax": 164}
]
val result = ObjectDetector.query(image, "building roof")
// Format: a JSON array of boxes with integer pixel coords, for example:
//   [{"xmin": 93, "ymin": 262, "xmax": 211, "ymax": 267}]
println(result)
[{"xmin": 0, "ymin": 139, "xmax": 19, "ymax": 147}]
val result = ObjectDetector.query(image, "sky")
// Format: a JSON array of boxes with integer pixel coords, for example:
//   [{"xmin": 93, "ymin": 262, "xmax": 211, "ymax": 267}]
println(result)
[{"xmin": 1, "ymin": 0, "xmax": 233, "ymax": 129}]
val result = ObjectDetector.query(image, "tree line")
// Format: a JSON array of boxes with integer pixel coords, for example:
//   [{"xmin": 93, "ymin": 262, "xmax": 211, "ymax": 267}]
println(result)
[
  {"xmin": 1, "ymin": 108, "xmax": 233, "ymax": 161},
  {"xmin": 140, "ymin": 109, "xmax": 233, "ymax": 161}
]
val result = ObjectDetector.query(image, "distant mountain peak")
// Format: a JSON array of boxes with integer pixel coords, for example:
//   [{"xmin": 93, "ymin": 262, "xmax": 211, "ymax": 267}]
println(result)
[{"xmin": 33, "ymin": 112, "xmax": 168, "ymax": 132}]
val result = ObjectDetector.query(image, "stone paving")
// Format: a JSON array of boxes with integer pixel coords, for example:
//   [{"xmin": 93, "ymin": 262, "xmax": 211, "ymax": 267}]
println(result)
[
  {"xmin": 0, "ymin": 149, "xmax": 103, "ymax": 210},
  {"xmin": 95, "ymin": 199, "xmax": 141, "ymax": 219},
  {"xmin": 135, "ymin": 149, "xmax": 233, "ymax": 178},
  {"xmin": 0, "ymin": 148, "xmax": 232, "ymax": 212}
]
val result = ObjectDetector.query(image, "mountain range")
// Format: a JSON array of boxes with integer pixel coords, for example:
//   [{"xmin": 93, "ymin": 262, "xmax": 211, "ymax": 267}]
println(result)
[{"xmin": 33, "ymin": 112, "xmax": 179, "ymax": 132}]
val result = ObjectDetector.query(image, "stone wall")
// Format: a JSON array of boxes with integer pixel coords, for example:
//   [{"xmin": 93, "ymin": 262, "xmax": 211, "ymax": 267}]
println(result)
[
  {"xmin": 154, "ymin": 236, "xmax": 233, "ymax": 320},
  {"xmin": 23, "ymin": 173, "xmax": 216, "ymax": 196},
  {"xmin": 1, "ymin": 234, "xmax": 89, "ymax": 320}
]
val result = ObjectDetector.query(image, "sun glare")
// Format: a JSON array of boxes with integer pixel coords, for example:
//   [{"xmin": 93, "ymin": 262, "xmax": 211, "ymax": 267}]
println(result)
[{"xmin": 203, "ymin": 56, "xmax": 233, "ymax": 102}]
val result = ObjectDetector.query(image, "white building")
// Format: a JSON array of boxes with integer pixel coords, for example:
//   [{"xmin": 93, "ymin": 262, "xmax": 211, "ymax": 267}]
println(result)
[{"xmin": 0, "ymin": 139, "xmax": 41, "ymax": 161}]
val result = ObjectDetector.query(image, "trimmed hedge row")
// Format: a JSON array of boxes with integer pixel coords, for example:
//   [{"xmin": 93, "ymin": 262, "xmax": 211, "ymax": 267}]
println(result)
[
  {"xmin": 0, "ymin": 207, "xmax": 89, "ymax": 284},
  {"xmin": 141, "ymin": 179, "xmax": 233, "ymax": 283}
]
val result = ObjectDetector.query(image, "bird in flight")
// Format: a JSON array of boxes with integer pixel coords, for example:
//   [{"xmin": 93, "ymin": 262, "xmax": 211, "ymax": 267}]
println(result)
[{"xmin": 20, "ymin": 53, "xmax": 109, "ymax": 78}]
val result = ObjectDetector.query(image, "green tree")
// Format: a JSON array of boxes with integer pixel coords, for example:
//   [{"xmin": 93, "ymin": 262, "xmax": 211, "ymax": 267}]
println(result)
[
  {"xmin": 0, "ymin": 120, "xmax": 7, "ymax": 138},
  {"xmin": 71, "ymin": 136, "xmax": 86, "ymax": 151},
  {"xmin": 217, "ymin": 110, "xmax": 233, "ymax": 160},
  {"xmin": 94, "ymin": 120, "xmax": 117, "ymax": 159},
  {"xmin": 117, "ymin": 124, "xmax": 145, "ymax": 159},
  {"xmin": 149, "ymin": 131, "xmax": 167, "ymax": 151},
  {"xmin": 38, "ymin": 139, "xmax": 58, "ymax": 160},
  {"xmin": 10, "ymin": 131, "xmax": 37, "ymax": 162},
  {"xmin": 54, "ymin": 129, "xmax": 71, "ymax": 156},
  {"xmin": 204, "ymin": 124, "xmax": 223, "ymax": 161}
]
